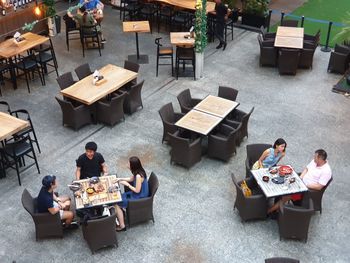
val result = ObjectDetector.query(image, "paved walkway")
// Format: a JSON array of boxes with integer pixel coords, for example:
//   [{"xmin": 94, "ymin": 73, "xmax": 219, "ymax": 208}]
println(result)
[{"xmin": 269, "ymin": 0, "xmax": 308, "ymax": 25}]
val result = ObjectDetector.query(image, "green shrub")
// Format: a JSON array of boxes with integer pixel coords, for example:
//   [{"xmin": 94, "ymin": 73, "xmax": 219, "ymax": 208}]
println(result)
[{"xmin": 243, "ymin": 0, "xmax": 268, "ymax": 16}]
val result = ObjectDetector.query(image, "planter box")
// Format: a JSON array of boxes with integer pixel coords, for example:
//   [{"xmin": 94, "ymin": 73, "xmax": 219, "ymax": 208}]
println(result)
[{"xmin": 241, "ymin": 13, "xmax": 268, "ymax": 28}]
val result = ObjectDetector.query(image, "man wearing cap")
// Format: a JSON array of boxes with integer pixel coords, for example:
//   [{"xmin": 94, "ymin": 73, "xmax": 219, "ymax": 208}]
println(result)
[
  {"xmin": 75, "ymin": 142, "xmax": 108, "ymax": 180},
  {"xmin": 37, "ymin": 175, "xmax": 75, "ymax": 226}
]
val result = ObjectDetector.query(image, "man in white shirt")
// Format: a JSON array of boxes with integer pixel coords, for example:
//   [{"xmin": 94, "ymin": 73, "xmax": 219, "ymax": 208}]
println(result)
[{"xmin": 267, "ymin": 149, "xmax": 332, "ymax": 214}]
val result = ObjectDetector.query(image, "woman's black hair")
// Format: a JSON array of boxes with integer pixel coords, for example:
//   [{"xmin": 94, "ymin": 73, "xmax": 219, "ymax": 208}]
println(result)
[
  {"xmin": 129, "ymin": 156, "xmax": 147, "ymax": 179},
  {"xmin": 273, "ymin": 138, "xmax": 287, "ymax": 152}
]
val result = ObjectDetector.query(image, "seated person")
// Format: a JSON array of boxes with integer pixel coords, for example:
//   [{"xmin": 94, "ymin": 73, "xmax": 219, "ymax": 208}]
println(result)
[
  {"xmin": 267, "ymin": 149, "xmax": 332, "ymax": 214},
  {"xmin": 80, "ymin": 0, "xmax": 104, "ymax": 11},
  {"xmin": 252, "ymin": 138, "xmax": 287, "ymax": 170},
  {"xmin": 37, "ymin": 175, "xmax": 75, "ymax": 227},
  {"xmin": 114, "ymin": 156, "xmax": 149, "ymax": 231},
  {"xmin": 67, "ymin": 6, "xmax": 106, "ymax": 43},
  {"xmin": 76, "ymin": 141, "xmax": 107, "ymax": 180}
]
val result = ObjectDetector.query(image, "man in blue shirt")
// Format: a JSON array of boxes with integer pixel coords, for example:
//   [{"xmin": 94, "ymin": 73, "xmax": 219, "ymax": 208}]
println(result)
[
  {"xmin": 80, "ymin": 0, "xmax": 104, "ymax": 11},
  {"xmin": 37, "ymin": 175, "xmax": 75, "ymax": 227}
]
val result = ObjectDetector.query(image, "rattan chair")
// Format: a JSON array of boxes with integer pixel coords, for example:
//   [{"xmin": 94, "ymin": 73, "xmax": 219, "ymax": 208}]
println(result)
[
  {"xmin": 176, "ymin": 89, "xmax": 202, "ymax": 113},
  {"xmin": 82, "ymin": 208, "xmax": 118, "ymax": 253},
  {"xmin": 327, "ymin": 44, "xmax": 350, "ymax": 74},
  {"xmin": 22, "ymin": 189, "xmax": 63, "ymax": 240},
  {"xmin": 302, "ymin": 177, "xmax": 332, "ymax": 214},
  {"xmin": 75, "ymin": 63, "xmax": 92, "ymax": 80},
  {"xmin": 123, "ymin": 80, "xmax": 144, "ymax": 114},
  {"xmin": 218, "ymin": 86, "xmax": 238, "ymax": 101},
  {"xmin": 258, "ymin": 35, "xmax": 277, "ymax": 67},
  {"xmin": 158, "ymin": 102, "xmax": 184, "ymax": 143},
  {"xmin": 55, "ymin": 96, "xmax": 92, "ymax": 130},
  {"xmin": 168, "ymin": 131, "xmax": 202, "ymax": 168},
  {"xmin": 208, "ymin": 123, "xmax": 241, "ymax": 162},
  {"xmin": 278, "ymin": 198, "xmax": 314, "ymax": 242},
  {"xmin": 231, "ymin": 173, "xmax": 267, "ymax": 221},
  {"xmin": 126, "ymin": 172, "xmax": 159, "ymax": 227},
  {"xmin": 265, "ymin": 257, "xmax": 300, "ymax": 263},
  {"xmin": 96, "ymin": 92, "xmax": 126, "ymax": 126},
  {"xmin": 278, "ymin": 48, "xmax": 300, "ymax": 75},
  {"xmin": 225, "ymin": 107, "xmax": 254, "ymax": 144},
  {"xmin": 245, "ymin": 143, "xmax": 272, "ymax": 178},
  {"xmin": 281, "ymin": 19, "xmax": 299, "ymax": 27}
]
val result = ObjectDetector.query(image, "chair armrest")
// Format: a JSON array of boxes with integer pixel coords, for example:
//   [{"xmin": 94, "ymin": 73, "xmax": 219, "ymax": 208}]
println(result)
[
  {"xmin": 191, "ymin": 98, "xmax": 202, "ymax": 106},
  {"xmin": 189, "ymin": 137, "xmax": 201, "ymax": 147},
  {"xmin": 74, "ymin": 104, "xmax": 87, "ymax": 111},
  {"xmin": 34, "ymin": 212, "xmax": 61, "ymax": 224},
  {"xmin": 128, "ymin": 197, "xmax": 153, "ymax": 209},
  {"xmin": 97, "ymin": 100, "xmax": 110, "ymax": 108},
  {"xmin": 209, "ymin": 134, "xmax": 227, "ymax": 143},
  {"xmin": 174, "ymin": 113, "xmax": 185, "ymax": 121}
]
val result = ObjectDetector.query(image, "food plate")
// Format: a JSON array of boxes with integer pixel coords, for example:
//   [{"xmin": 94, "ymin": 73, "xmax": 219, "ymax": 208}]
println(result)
[
  {"xmin": 272, "ymin": 176, "xmax": 285, "ymax": 184},
  {"xmin": 68, "ymin": 182, "xmax": 82, "ymax": 192},
  {"xmin": 89, "ymin": 177, "xmax": 100, "ymax": 184},
  {"xmin": 86, "ymin": 187, "xmax": 95, "ymax": 194},
  {"xmin": 278, "ymin": 165, "xmax": 293, "ymax": 176}
]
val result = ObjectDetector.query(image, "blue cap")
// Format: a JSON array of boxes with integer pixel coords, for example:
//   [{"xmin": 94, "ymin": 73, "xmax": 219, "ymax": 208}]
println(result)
[{"xmin": 42, "ymin": 175, "xmax": 56, "ymax": 188}]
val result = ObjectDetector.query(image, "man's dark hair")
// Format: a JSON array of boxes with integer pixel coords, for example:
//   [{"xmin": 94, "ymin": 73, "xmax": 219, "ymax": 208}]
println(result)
[
  {"xmin": 85, "ymin": 141, "xmax": 97, "ymax": 151},
  {"xmin": 79, "ymin": 6, "xmax": 86, "ymax": 13},
  {"xmin": 315, "ymin": 149, "xmax": 327, "ymax": 160},
  {"xmin": 42, "ymin": 175, "xmax": 56, "ymax": 189}
]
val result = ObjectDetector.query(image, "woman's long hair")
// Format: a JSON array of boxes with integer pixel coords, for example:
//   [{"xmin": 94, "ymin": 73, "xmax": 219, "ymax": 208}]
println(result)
[{"xmin": 129, "ymin": 156, "xmax": 147, "ymax": 179}]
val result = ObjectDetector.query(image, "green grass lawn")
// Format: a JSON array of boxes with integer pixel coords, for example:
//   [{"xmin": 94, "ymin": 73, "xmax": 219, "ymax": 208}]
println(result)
[{"xmin": 270, "ymin": 0, "xmax": 349, "ymax": 47}]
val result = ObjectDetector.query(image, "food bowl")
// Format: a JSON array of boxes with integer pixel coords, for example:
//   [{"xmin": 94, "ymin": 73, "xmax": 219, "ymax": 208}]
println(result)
[
  {"xmin": 269, "ymin": 168, "xmax": 278, "ymax": 175},
  {"xmin": 68, "ymin": 182, "xmax": 82, "ymax": 192},
  {"xmin": 278, "ymin": 165, "xmax": 293, "ymax": 176},
  {"xmin": 289, "ymin": 177, "xmax": 296, "ymax": 183},
  {"xmin": 86, "ymin": 187, "xmax": 95, "ymax": 194},
  {"xmin": 89, "ymin": 177, "xmax": 100, "ymax": 184},
  {"xmin": 262, "ymin": 175, "xmax": 270, "ymax": 182}
]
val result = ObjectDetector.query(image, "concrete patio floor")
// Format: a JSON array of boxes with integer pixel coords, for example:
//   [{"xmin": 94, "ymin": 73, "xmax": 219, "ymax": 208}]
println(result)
[{"xmin": 0, "ymin": 4, "xmax": 349, "ymax": 263}]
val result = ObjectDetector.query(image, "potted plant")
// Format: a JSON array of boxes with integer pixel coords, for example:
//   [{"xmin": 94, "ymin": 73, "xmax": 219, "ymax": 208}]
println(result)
[
  {"xmin": 43, "ymin": 0, "xmax": 61, "ymax": 36},
  {"xmin": 241, "ymin": 0, "xmax": 269, "ymax": 28},
  {"xmin": 194, "ymin": 0, "xmax": 207, "ymax": 79}
]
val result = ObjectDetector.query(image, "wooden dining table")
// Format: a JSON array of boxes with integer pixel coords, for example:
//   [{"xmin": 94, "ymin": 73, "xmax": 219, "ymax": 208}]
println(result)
[
  {"xmin": 175, "ymin": 109, "xmax": 222, "ymax": 135},
  {"xmin": 0, "ymin": 112, "xmax": 29, "ymax": 141},
  {"xmin": 123, "ymin": 21, "xmax": 151, "ymax": 64},
  {"xmin": 194, "ymin": 95, "xmax": 239, "ymax": 118},
  {"xmin": 60, "ymin": 64, "xmax": 138, "ymax": 105},
  {"xmin": 0, "ymin": 32, "xmax": 49, "ymax": 89},
  {"xmin": 73, "ymin": 175, "xmax": 122, "ymax": 210},
  {"xmin": 250, "ymin": 166, "xmax": 308, "ymax": 198},
  {"xmin": 274, "ymin": 26, "xmax": 304, "ymax": 49},
  {"xmin": 155, "ymin": 0, "xmax": 215, "ymax": 12},
  {"xmin": 170, "ymin": 32, "xmax": 195, "ymax": 47}
]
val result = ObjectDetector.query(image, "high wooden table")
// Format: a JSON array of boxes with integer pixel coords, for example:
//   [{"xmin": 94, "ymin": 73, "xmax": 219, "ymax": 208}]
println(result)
[
  {"xmin": 73, "ymin": 175, "xmax": 122, "ymax": 210},
  {"xmin": 194, "ymin": 95, "xmax": 239, "ymax": 118},
  {"xmin": 0, "ymin": 32, "xmax": 49, "ymax": 89},
  {"xmin": 0, "ymin": 112, "xmax": 29, "ymax": 141},
  {"xmin": 175, "ymin": 109, "xmax": 222, "ymax": 135},
  {"xmin": 123, "ymin": 21, "xmax": 150, "ymax": 64},
  {"xmin": 250, "ymin": 167, "xmax": 308, "ymax": 198},
  {"xmin": 60, "ymin": 64, "xmax": 137, "ymax": 105},
  {"xmin": 155, "ymin": 0, "xmax": 215, "ymax": 12},
  {"xmin": 274, "ymin": 26, "xmax": 304, "ymax": 49},
  {"xmin": 170, "ymin": 32, "xmax": 195, "ymax": 47}
]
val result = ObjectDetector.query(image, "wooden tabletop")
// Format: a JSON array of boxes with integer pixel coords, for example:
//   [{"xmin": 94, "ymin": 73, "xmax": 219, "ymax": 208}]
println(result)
[
  {"xmin": 276, "ymin": 26, "xmax": 304, "ymax": 38},
  {"xmin": 60, "ymin": 64, "xmax": 138, "ymax": 105},
  {"xmin": 275, "ymin": 26, "xmax": 304, "ymax": 49},
  {"xmin": 194, "ymin": 95, "xmax": 239, "ymax": 118},
  {"xmin": 0, "ymin": 32, "xmax": 49, "ymax": 59},
  {"xmin": 0, "ymin": 112, "xmax": 29, "ymax": 141},
  {"xmin": 170, "ymin": 32, "xmax": 195, "ymax": 47},
  {"xmin": 155, "ymin": 0, "xmax": 215, "ymax": 12},
  {"xmin": 123, "ymin": 21, "xmax": 151, "ymax": 33},
  {"xmin": 274, "ymin": 36, "xmax": 303, "ymax": 49},
  {"xmin": 175, "ymin": 109, "xmax": 222, "ymax": 135},
  {"xmin": 73, "ymin": 175, "xmax": 122, "ymax": 210},
  {"xmin": 251, "ymin": 166, "xmax": 308, "ymax": 198}
]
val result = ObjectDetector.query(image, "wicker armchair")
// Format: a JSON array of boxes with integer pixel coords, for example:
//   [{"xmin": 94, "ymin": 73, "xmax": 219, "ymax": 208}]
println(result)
[
  {"xmin": 158, "ymin": 103, "xmax": 184, "ymax": 143},
  {"xmin": 123, "ymin": 80, "xmax": 144, "ymax": 114},
  {"xmin": 177, "ymin": 89, "xmax": 202, "ymax": 113},
  {"xmin": 278, "ymin": 48, "xmax": 300, "ymax": 75},
  {"xmin": 258, "ymin": 35, "xmax": 277, "ymax": 67},
  {"xmin": 327, "ymin": 44, "xmax": 350, "ymax": 74},
  {"xmin": 82, "ymin": 208, "xmax": 118, "ymax": 253},
  {"xmin": 126, "ymin": 172, "xmax": 159, "ymax": 227},
  {"xmin": 168, "ymin": 131, "xmax": 202, "ymax": 168},
  {"xmin": 278, "ymin": 198, "xmax": 314, "ymax": 242},
  {"xmin": 218, "ymin": 86, "xmax": 238, "ymax": 101},
  {"xmin": 302, "ymin": 177, "xmax": 332, "ymax": 214},
  {"xmin": 245, "ymin": 143, "xmax": 272, "ymax": 178},
  {"xmin": 231, "ymin": 173, "xmax": 267, "ymax": 221},
  {"xmin": 22, "ymin": 189, "xmax": 63, "ymax": 241},
  {"xmin": 96, "ymin": 92, "xmax": 126, "ymax": 126}
]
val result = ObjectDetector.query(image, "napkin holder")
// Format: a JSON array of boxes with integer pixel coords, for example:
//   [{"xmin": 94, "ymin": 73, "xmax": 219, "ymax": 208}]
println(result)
[
  {"xmin": 13, "ymin": 37, "xmax": 26, "ymax": 46},
  {"xmin": 93, "ymin": 75, "xmax": 107, "ymax": 86}
]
